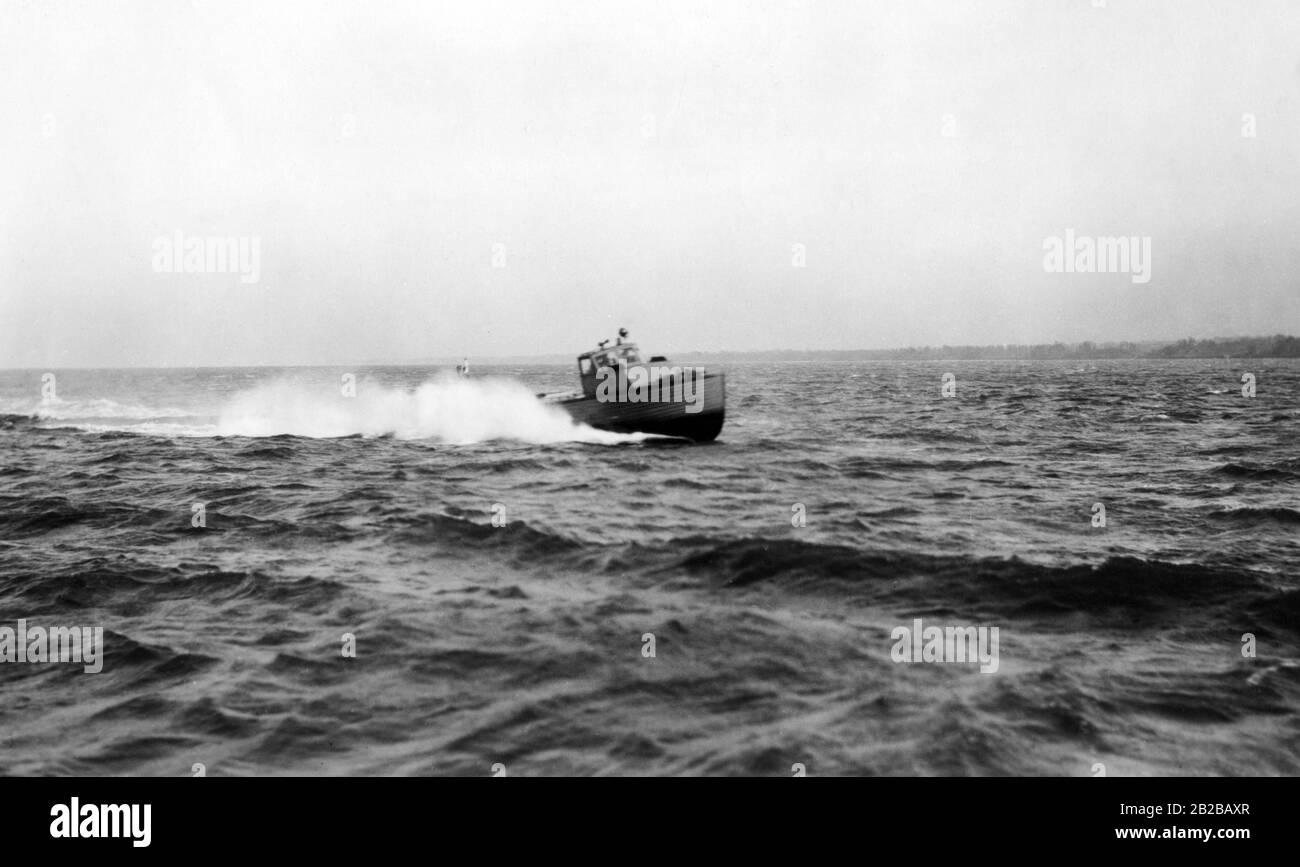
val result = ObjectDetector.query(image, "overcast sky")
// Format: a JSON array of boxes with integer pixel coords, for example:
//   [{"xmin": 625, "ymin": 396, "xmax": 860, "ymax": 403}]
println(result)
[{"xmin": 2, "ymin": 0, "xmax": 1299, "ymax": 367}]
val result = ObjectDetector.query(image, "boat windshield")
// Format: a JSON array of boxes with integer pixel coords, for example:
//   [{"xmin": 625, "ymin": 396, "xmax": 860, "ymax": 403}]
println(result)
[{"xmin": 593, "ymin": 345, "xmax": 640, "ymax": 368}]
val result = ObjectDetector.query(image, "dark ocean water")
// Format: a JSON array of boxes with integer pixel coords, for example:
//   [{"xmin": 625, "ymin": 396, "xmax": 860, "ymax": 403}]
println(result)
[{"xmin": 1, "ymin": 359, "xmax": 1298, "ymax": 776}]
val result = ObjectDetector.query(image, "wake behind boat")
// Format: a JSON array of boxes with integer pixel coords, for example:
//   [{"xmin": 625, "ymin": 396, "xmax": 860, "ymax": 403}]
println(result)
[{"xmin": 538, "ymin": 329, "xmax": 725, "ymax": 442}]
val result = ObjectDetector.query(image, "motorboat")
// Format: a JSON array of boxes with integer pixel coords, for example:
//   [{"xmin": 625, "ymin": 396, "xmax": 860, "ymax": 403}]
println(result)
[{"xmin": 539, "ymin": 329, "xmax": 725, "ymax": 442}]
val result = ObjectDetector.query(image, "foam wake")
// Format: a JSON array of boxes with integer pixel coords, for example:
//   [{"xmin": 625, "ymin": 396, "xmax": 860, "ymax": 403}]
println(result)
[
  {"xmin": 216, "ymin": 375, "xmax": 638, "ymax": 444},
  {"xmin": 8, "ymin": 396, "xmax": 192, "ymax": 422}
]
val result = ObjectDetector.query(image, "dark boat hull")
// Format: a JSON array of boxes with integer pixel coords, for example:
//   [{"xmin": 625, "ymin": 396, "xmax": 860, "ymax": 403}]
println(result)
[{"xmin": 553, "ymin": 371, "xmax": 725, "ymax": 442}]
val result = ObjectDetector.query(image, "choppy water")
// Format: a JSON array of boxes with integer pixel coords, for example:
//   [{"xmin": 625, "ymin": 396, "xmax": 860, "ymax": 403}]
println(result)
[{"xmin": 1, "ymin": 359, "xmax": 1297, "ymax": 775}]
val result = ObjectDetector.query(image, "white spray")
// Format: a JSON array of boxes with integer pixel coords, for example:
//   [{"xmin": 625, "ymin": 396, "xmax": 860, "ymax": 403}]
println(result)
[{"xmin": 216, "ymin": 374, "xmax": 639, "ymax": 444}]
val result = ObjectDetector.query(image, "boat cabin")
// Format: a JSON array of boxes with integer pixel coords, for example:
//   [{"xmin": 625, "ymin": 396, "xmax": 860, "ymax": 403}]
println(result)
[{"xmin": 576, "ymin": 340, "xmax": 642, "ymax": 397}]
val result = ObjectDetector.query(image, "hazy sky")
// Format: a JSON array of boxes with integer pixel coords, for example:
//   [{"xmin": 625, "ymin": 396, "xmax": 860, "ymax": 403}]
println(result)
[{"xmin": 3, "ymin": 0, "xmax": 1299, "ymax": 367}]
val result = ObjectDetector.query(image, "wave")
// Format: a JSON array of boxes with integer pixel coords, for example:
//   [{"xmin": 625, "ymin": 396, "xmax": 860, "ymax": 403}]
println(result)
[
  {"xmin": 17, "ymin": 397, "xmax": 194, "ymax": 421},
  {"xmin": 367, "ymin": 514, "xmax": 1286, "ymax": 625},
  {"xmin": 838, "ymin": 456, "xmax": 1015, "ymax": 476},
  {"xmin": 0, "ymin": 413, "xmax": 38, "ymax": 430},
  {"xmin": 0, "ymin": 396, "xmax": 209, "ymax": 437},
  {"xmin": 4, "ymin": 376, "xmax": 649, "ymax": 444},
  {"xmin": 215, "ymin": 375, "xmax": 641, "ymax": 444},
  {"xmin": 653, "ymin": 539, "xmax": 1288, "ymax": 631},
  {"xmin": 0, "ymin": 557, "xmax": 348, "ymax": 612},
  {"xmin": 1210, "ymin": 506, "xmax": 1300, "ymax": 525},
  {"xmin": 1214, "ymin": 461, "xmax": 1300, "ymax": 482}
]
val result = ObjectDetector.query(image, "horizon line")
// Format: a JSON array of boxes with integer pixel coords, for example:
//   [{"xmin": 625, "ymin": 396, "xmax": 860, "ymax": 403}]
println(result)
[{"xmin": 3, "ymin": 334, "xmax": 1297, "ymax": 371}]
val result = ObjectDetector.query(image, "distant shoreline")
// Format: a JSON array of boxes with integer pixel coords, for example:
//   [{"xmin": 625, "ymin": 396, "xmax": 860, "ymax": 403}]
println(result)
[
  {"xmin": 5, "ymin": 336, "xmax": 1297, "ymax": 370},
  {"xmin": 285, "ymin": 334, "xmax": 1300, "ymax": 365},
  {"xmin": 336, "ymin": 334, "xmax": 1300, "ymax": 366},
  {"xmin": 676, "ymin": 335, "xmax": 1300, "ymax": 363}
]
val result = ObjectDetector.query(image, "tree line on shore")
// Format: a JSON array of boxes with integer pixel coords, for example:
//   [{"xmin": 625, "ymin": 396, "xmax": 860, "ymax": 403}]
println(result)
[{"xmin": 689, "ymin": 335, "xmax": 1300, "ymax": 362}]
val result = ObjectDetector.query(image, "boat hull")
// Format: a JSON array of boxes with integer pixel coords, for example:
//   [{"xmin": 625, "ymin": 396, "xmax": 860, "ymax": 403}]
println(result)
[{"xmin": 552, "ymin": 371, "xmax": 725, "ymax": 442}]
